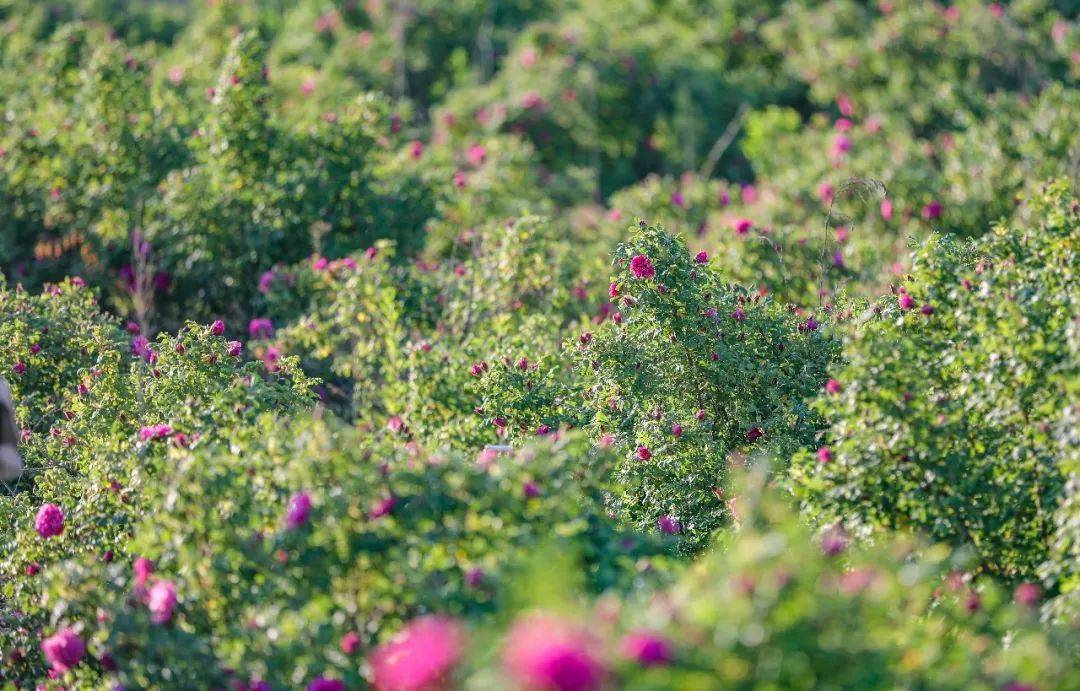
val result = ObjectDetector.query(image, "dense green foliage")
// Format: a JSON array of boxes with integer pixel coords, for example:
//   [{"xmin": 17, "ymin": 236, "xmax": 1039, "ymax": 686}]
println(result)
[{"xmin": 0, "ymin": 0, "xmax": 1077, "ymax": 688}]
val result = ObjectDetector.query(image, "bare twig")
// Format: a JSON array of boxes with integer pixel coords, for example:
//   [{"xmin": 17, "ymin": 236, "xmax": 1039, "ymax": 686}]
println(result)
[{"xmin": 698, "ymin": 102, "xmax": 750, "ymax": 180}]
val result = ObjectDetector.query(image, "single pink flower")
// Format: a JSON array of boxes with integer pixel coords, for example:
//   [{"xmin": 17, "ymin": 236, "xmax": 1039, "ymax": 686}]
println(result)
[
  {"xmin": 35, "ymin": 503, "xmax": 65, "ymax": 539},
  {"xmin": 1014, "ymin": 583, "xmax": 1040, "ymax": 607},
  {"xmin": 620, "ymin": 631, "xmax": 672, "ymax": 667},
  {"xmin": 41, "ymin": 628, "xmax": 85, "ymax": 674},
  {"xmin": 134, "ymin": 557, "xmax": 154, "ymax": 587},
  {"xmin": 658, "ymin": 515, "xmax": 681, "ymax": 535},
  {"xmin": 732, "ymin": 218, "xmax": 753, "ymax": 236},
  {"xmin": 880, "ymin": 199, "xmax": 894, "ymax": 220},
  {"xmin": 636, "ymin": 446, "xmax": 652, "ymax": 461},
  {"xmin": 629, "ymin": 255, "xmax": 655, "ymax": 279},
  {"xmin": 210, "ymin": 320, "xmax": 225, "ymax": 336},
  {"xmin": 899, "ymin": 292, "xmax": 916, "ymax": 310},
  {"xmin": 147, "ymin": 579, "xmax": 178, "ymax": 624},
  {"xmin": 694, "ymin": 251, "xmax": 708, "ymax": 264},
  {"xmin": 370, "ymin": 616, "xmax": 464, "ymax": 691},
  {"xmin": 817, "ymin": 446, "xmax": 833, "ymax": 463},
  {"xmin": 825, "ymin": 379, "xmax": 842, "ymax": 395},
  {"xmin": 341, "ymin": 631, "xmax": 362, "ymax": 655},
  {"xmin": 285, "ymin": 491, "xmax": 313, "ymax": 530},
  {"xmin": 504, "ymin": 614, "xmax": 605, "ymax": 691},
  {"xmin": 921, "ymin": 201, "xmax": 943, "ymax": 220}
]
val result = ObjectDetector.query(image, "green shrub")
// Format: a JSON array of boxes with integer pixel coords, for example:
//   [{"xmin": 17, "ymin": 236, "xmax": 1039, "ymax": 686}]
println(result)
[{"xmin": 791, "ymin": 181, "xmax": 1078, "ymax": 587}]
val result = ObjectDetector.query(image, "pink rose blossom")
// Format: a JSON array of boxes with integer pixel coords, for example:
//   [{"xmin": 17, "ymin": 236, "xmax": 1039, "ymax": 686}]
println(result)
[
  {"xmin": 147, "ymin": 579, "xmax": 178, "ymax": 624},
  {"xmin": 370, "ymin": 616, "xmax": 464, "ymax": 691},
  {"xmin": 35, "ymin": 503, "xmax": 65, "ymax": 539},
  {"xmin": 621, "ymin": 631, "xmax": 672, "ymax": 667},
  {"xmin": 629, "ymin": 255, "xmax": 655, "ymax": 279},
  {"xmin": 504, "ymin": 614, "xmax": 605, "ymax": 691},
  {"xmin": 285, "ymin": 491, "xmax": 313, "ymax": 530},
  {"xmin": 41, "ymin": 628, "xmax": 85, "ymax": 674},
  {"xmin": 658, "ymin": 515, "xmax": 681, "ymax": 535}
]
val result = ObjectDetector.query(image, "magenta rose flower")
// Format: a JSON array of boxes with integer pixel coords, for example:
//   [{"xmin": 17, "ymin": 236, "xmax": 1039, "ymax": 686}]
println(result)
[
  {"xmin": 370, "ymin": 615, "xmax": 465, "ymax": 691},
  {"xmin": 35, "ymin": 503, "xmax": 65, "ymax": 539}
]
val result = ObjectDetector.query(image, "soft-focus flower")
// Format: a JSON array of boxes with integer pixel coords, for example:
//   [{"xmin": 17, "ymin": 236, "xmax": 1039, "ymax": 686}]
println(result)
[
  {"xmin": 820, "ymin": 525, "xmax": 849, "ymax": 556},
  {"xmin": 1013, "ymin": 583, "xmax": 1041, "ymax": 607},
  {"xmin": 210, "ymin": 320, "xmax": 225, "ymax": 336},
  {"xmin": 140, "ymin": 424, "xmax": 173, "ymax": 442},
  {"xmin": 12, "ymin": 361, "xmax": 26, "ymax": 374},
  {"xmin": 899, "ymin": 292, "xmax": 916, "ymax": 310},
  {"xmin": 620, "ymin": 631, "xmax": 672, "ymax": 667},
  {"xmin": 732, "ymin": 218, "xmax": 753, "ymax": 236},
  {"xmin": 369, "ymin": 495, "xmax": 396, "ymax": 520},
  {"xmin": 629, "ymin": 255, "xmax": 655, "ymax": 279},
  {"xmin": 523, "ymin": 481, "xmax": 541, "ymax": 499},
  {"xmin": 285, "ymin": 491, "xmax": 313, "ymax": 530},
  {"xmin": 504, "ymin": 614, "xmax": 605, "ymax": 691},
  {"xmin": 35, "ymin": 503, "xmax": 65, "ymax": 539},
  {"xmin": 147, "ymin": 579, "xmax": 178, "ymax": 624},
  {"xmin": 306, "ymin": 678, "xmax": 344, "ymax": 691},
  {"xmin": 341, "ymin": 631, "xmax": 362, "ymax": 655},
  {"xmin": 248, "ymin": 318, "xmax": 274, "ymax": 339},
  {"xmin": 134, "ymin": 557, "xmax": 154, "ymax": 587},
  {"xmin": 880, "ymin": 199, "xmax": 894, "ymax": 220},
  {"xmin": 817, "ymin": 446, "xmax": 833, "ymax": 463},
  {"xmin": 387, "ymin": 416, "xmax": 405, "ymax": 434},
  {"xmin": 41, "ymin": 628, "xmax": 85, "ymax": 674},
  {"xmin": 732, "ymin": 307, "xmax": 746, "ymax": 322},
  {"xmin": 671, "ymin": 423, "xmax": 682, "ymax": 438},
  {"xmin": 746, "ymin": 426, "xmax": 763, "ymax": 442},
  {"xmin": 920, "ymin": 303, "xmax": 934, "ymax": 316},
  {"xmin": 658, "ymin": 515, "xmax": 681, "ymax": 535},
  {"xmin": 370, "ymin": 616, "xmax": 464, "ymax": 691},
  {"xmin": 921, "ymin": 201, "xmax": 943, "ymax": 220},
  {"xmin": 825, "ymin": 379, "xmax": 842, "ymax": 395}
]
